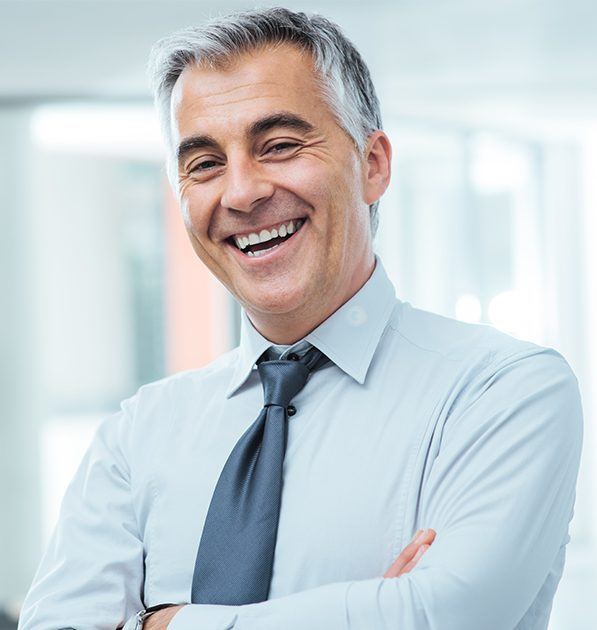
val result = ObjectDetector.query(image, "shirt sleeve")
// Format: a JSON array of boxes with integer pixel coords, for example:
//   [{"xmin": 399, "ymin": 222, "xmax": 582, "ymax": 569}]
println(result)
[
  {"xmin": 167, "ymin": 348, "xmax": 584, "ymax": 630},
  {"xmin": 18, "ymin": 399, "xmax": 145, "ymax": 630}
]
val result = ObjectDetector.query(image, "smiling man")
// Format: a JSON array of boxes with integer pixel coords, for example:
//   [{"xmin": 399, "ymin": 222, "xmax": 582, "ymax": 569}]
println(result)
[
  {"xmin": 19, "ymin": 7, "xmax": 582, "ymax": 630},
  {"xmin": 171, "ymin": 44, "xmax": 379, "ymax": 345}
]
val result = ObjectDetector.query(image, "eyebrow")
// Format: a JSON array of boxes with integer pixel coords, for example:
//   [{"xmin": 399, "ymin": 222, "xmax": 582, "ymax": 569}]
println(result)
[{"xmin": 176, "ymin": 111, "xmax": 315, "ymax": 165}]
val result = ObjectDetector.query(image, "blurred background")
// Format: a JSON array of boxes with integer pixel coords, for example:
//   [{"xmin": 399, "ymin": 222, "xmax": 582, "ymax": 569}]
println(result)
[{"xmin": 0, "ymin": 0, "xmax": 595, "ymax": 627}]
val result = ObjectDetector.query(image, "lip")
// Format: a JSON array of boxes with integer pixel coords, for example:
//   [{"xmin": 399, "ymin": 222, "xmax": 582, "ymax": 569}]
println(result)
[{"xmin": 226, "ymin": 218, "xmax": 308, "ymax": 268}]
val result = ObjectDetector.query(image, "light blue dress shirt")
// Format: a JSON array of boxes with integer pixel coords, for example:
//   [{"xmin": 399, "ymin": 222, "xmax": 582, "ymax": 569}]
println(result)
[{"xmin": 18, "ymin": 256, "xmax": 583, "ymax": 630}]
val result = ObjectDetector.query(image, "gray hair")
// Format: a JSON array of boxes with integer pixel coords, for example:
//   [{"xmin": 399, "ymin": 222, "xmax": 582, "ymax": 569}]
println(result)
[{"xmin": 147, "ymin": 6, "xmax": 383, "ymax": 235}]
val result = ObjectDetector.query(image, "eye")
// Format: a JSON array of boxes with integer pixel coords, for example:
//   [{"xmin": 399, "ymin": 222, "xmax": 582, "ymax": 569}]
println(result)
[
  {"xmin": 189, "ymin": 159, "xmax": 220, "ymax": 174},
  {"xmin": 267, "ymin": 142, "xmax": 299, "ymax": 154}
]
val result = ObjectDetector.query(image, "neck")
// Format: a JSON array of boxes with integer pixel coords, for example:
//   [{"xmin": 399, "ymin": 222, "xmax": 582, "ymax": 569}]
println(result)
[{"xmin": 246, "ymin": 255, "xmax": 376, "ymax": 345}]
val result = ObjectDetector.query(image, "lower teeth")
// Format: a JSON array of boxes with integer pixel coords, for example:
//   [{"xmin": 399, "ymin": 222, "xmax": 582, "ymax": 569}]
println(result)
[{"xmin": 247, "ymin": 244, "xmax": 280, "ymax": 257}]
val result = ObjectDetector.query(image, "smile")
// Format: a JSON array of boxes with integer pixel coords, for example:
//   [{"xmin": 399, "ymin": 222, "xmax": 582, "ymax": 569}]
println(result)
[{"xmin": 229, "ymin": 218, "xmax": 306, "ymax": 257}]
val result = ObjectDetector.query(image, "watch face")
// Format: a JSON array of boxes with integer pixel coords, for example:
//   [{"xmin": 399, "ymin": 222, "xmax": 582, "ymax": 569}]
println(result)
[{"xmin": 134, "ymin": 610, "xmax": 146, "ymax": 630}]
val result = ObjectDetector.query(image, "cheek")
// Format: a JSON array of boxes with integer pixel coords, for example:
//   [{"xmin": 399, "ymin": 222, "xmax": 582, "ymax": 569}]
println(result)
[
  {"xmin": 180, "ymin": 191, "xmax": 213, "ymax": 238},
  {"xmin": 284, "ymin": 164, "xmax": 357, "ymax": 253},
  {"xmin": 281, "ymin": 158, "xmax": 336, "ymax": 209},
  {"xmin": 179, "ymin": 197, "xmax": 193, "ymax": 230}
]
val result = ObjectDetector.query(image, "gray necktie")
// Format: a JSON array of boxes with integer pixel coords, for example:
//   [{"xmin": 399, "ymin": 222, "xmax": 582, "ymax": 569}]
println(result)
[{"xmin": 191, "ymin": 345, "xmax": 329, "ymax": 605}]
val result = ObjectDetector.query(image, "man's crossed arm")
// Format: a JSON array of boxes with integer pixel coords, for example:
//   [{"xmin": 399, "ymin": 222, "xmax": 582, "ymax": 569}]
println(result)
[
  {"xmin": 142, "ymin": 351, "xmax": 583, "ymax": 630},
  {"xmin": 146, "ymin": 530, "xmax": 437, "ymax": 629}
]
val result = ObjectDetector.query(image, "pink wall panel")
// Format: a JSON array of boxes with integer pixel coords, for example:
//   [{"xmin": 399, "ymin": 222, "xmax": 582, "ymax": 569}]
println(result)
[{"xmin": 164, "ymin": 184, "xmax": 230, "ymax": 374}]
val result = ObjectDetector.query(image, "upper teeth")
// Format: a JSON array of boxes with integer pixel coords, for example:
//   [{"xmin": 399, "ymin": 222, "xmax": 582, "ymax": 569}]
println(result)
[{"xmin": 233, "ymin": 219, "xmax": 304, "ymax": 250}]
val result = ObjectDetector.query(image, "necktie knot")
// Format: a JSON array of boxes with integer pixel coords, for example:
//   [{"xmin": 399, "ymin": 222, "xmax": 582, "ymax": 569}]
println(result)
[{"xmin": 258, "ymin": 360, "xmax": 309, "ymax": 407}]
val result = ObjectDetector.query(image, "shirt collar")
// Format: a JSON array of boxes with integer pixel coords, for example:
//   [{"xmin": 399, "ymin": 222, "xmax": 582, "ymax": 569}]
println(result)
[{"xmin": 225, "ymin": 254, "xmax": 397, "ymax": 398}]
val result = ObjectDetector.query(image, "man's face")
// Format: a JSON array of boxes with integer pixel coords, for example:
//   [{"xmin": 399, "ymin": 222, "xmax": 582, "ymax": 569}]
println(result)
[{"xmin": 170, "ymin": 44, "xmax": 376, "ymax": 325}]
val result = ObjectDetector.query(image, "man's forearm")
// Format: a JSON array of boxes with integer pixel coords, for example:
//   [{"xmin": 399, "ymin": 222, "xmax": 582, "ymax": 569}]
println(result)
[{"xmin": 147, "ymin": 529, "xmax": 435, "ymax": 629}]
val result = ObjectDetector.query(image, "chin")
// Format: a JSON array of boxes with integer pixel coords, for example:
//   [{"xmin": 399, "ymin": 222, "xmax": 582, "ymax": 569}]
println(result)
[{"xmin": 241, "ymin": 284, "xmax": 310, "ymax": 317}]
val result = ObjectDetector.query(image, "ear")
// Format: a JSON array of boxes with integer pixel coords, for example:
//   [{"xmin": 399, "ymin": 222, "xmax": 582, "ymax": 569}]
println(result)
[{"xmin": 362, "ymin": 131, "xmax": 392, "ymax": 206}]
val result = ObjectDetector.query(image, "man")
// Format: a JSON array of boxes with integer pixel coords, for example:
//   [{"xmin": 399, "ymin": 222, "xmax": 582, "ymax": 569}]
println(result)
[{"xmin": 19, "ymin": 7, "xmax": 583, "ymax": 630}]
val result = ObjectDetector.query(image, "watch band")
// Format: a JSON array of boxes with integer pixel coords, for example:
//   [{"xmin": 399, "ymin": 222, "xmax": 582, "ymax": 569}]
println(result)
[{"xmin": 126, "ymin": 603, "xmax": 179, "ymax": 630}]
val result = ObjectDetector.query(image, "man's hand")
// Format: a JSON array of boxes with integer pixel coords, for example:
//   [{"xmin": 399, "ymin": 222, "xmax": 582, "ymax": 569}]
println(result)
[
  {"xmin": 144, "ymin": 605, "xmax": 185, "ymax": 630},
  {"xmin": 383, "ymin": 528, "xmax": 436, "ymax": 578}
]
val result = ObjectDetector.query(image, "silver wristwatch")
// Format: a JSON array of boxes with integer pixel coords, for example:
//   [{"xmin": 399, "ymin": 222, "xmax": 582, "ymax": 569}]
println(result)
[
  {"xmin": 123, "ymin": 603, "xmax": 178, "ymax": 629},
  {"xmin": 122, "ymin": 609, "xmax": 151, "ymax": 630}
]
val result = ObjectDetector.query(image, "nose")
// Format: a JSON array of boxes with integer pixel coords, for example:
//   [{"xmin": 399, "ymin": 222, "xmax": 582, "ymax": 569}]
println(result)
[{"xmin": 220, "ymin": 153, "xmax": 274, "ymax": 213}]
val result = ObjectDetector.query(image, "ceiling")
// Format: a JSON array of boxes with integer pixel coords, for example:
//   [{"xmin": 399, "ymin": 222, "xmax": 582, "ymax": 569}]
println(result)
[{"xmin": 1, "ymin": 0, "xmax": 596, "ymax": 132}]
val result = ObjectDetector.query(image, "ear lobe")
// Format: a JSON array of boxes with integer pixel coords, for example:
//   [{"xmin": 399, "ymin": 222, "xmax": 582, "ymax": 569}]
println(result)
[{"xmin": 363, "ymin": 131, "xmax": 392, "ymax": 205}]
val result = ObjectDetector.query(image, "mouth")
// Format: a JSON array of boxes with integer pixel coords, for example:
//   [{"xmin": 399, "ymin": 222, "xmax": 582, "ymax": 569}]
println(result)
[{"xmin": 226, "ymin": 217, "xmax": 307, "ymax": 258}]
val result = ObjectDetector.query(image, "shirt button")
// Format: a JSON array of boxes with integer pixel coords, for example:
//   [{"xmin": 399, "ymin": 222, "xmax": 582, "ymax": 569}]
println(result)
[
  {"xmin": 287, "ymin": 353, "xmax": 300, "ymax": 361},
  {"xmin": 287, "ymin": 405, "xmax": 297, "ymax": 416}
]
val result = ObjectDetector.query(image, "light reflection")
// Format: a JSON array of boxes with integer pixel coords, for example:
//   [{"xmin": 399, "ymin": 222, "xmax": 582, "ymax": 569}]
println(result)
[
  {"xmin": 455, "ymin": 293, "xmax": 482, "ymax": 323},
  {"xmin": 30, "ymin": 104, "xmax": 164, "ymax": 159}
]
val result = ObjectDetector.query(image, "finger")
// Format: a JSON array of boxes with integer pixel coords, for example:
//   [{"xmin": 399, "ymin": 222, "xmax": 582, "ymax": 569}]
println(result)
[
  {"xmin": 383, "ymin": 528, "xmax": 435, "ymax": 578},
  {"xmin": 383, "ymin": 529, "xmax": 437, "ymax": 578},
  {"xmin": 400, "ymin": 543, "xmax": 430, "ymax": 575},
  {"xmin": 382, "ymin": 529, "xmax": 423, "ymax": 578}
]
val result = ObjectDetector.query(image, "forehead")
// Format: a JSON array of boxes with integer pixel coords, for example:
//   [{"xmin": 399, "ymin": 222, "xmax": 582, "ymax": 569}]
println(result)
[{"xmin": 170, "ymin": 44, "xmax": 333, "ymax": 140}]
